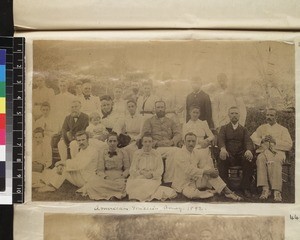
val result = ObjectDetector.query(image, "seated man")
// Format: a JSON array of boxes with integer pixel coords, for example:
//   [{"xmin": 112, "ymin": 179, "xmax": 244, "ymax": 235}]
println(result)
[
  {"xmin": 217, "ymin": 106, "xmax": 254, "ymax": 197},
  {"xmin": 251, "ymin": 108, "xmax": 293, "ymax": 201},
  {"xmin": 141, "ymin": 100, "xmax": 182, "ymax": 182},
  {"xmin": 34, "ymin": 131, "xmax": 99, "ymax": 192},
  {"xmin": 58, "ymin": 100, "xmax": 89, "ymax": 161},
  {"xmin": 172, "ymin": 132, "xmax": 242, "ymax": 200}
]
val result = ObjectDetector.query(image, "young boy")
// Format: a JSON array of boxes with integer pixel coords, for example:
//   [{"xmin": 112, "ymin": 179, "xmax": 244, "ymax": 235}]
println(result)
[{"xmin": 86, "ymin": 112, "xmax": 109, "ymax": 142}]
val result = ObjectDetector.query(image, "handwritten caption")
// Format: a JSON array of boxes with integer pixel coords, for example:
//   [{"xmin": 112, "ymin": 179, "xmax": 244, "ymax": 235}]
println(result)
[
  {"xmin": 93, "ymin": 205, "xmax": 207, "ymax": 213},
  {"xmin": 289, "ymin": 214, "xmax": 300, "ymax": 221}
]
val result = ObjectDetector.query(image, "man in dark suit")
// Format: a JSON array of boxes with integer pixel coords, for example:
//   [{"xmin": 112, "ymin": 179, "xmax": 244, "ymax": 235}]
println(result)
[
  {"xmin": 217, "ymin": 106, "xmax": 254, "ymax": 197},
  {"xmin": 186, "ymin": 76, "xmax": 214, "ymax": 128},
  {"xmin": 58, "ymin": 100, "xmax": 89, "ymax": 161}
]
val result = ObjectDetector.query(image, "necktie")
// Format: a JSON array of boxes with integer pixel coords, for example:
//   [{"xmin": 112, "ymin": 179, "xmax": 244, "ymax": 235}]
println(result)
[
  {"xmin": 84, "ymin": 94, "xmax": 91, "ymax": 100},
  {"xmin": 108, "ymin": 151, "xmax": 117, "ymax": 158}
]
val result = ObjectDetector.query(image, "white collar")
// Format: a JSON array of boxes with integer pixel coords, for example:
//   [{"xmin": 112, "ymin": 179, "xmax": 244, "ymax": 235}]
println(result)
[
  {"xmin": 231, "ymin": 122, "xmax": 239, "ymax": 130},
  {"xmin": 183, "ymin": 146, "xmax": 195, "ymax": 155}
]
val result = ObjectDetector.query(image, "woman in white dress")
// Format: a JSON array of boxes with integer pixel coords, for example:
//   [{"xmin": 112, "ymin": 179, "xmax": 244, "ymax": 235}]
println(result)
[
  {"xmin": 182, "ymin": 105, "xmax": 214, "ymax": 158},
  {"xmin": 126, "ymin": 133, "xmax": 177, "ymax": 201},
  {"xmin": 78, "ymin": 132, "xmax": 130, "ymax": 200}
]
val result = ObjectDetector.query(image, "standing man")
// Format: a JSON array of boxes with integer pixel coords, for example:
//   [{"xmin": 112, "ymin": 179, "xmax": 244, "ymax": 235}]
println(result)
[
  {"xmin": 78, "ymin": 80, "xmax": 101, "ymax": 115},
  {"xmin": 212, "ymin": 73, "xmax": 247, "ymax": 130},
  {"xmin": 186, "ymin": 76, "xmax": 214, "ymax": 128},
  {"xmin": 57, "ymin": 100, "xmax": 89, "ymax": 161},
  {"xmin": 172, "ymin": 132, "xmax": 242, "ymax": 200},
  {"xmin": 51, "ymin": 79, "xmax": 75, "ymax": 131},
  {"xmin": 137, "ymin": 81, "xmax": 159, "ymax": 119},
  {"xmin": 217, "ymin": 106, "xmax": 254, "ymax": 197},
  {"xmin": 251, "ymin": 108, "xmax": 292, "ymax": 201},
  {"xmin": 32, "ymin": 74, "xmax": 55, "ymax": 120},
  {"xmin": 112, "ymin": 84, "xmax": 127, "ymax": 117}
]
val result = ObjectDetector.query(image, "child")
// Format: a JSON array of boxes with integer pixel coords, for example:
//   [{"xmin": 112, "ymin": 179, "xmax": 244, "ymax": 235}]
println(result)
[
  {"xmin": 32, "ymin": 127, "xmax": 52, "ymax": 172},
  {"xmin": 32, "ymin": 127, "xmax": 53, "ymax": 188},
  {"xmin": 86, "ymin": 112, "xmax": 108, "ymax": 142}
]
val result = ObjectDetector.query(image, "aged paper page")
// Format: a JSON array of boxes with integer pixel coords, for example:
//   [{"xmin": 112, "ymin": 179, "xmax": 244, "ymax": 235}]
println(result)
[
  {"xmin": 14, "ymin": 0, "xmax": 300, "ymax": 30},
  {"xmin": 14, "ymin": 30, "xmax": 300, "ymax": 240}
]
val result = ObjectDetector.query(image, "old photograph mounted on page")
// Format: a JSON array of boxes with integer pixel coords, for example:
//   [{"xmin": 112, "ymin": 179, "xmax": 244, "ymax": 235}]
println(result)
[
  {"xmin": 44, "ymin": 213, "xmax": 285, "ymax": 240},
  {"xmin": 31, "ymin": 40, "xmax": 295, "ymax": 203}
]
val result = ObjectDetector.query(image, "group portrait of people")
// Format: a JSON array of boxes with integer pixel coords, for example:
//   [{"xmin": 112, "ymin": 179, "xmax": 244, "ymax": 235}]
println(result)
[{"xmin": 31, "ymin": 71, "xmax": 293, "ymax": 203}]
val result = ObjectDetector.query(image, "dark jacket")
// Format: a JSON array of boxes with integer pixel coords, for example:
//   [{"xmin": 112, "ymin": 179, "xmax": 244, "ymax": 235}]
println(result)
[
  {"xmin": 61, "ymin": 112, "xmax": 89, "ymax": 145},
  {"xmin": 186, "ymin": 90, "xmax": 214, "ymax": 128},
  {"xmin": 218, "ymin": 123, "xmax": 254, "ymax": 155}
]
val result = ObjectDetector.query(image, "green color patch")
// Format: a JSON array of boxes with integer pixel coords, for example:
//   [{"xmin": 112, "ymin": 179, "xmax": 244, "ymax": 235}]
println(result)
[{"xmin": 0, "ymin": 82, "xmax": 5, "ymax": 97}]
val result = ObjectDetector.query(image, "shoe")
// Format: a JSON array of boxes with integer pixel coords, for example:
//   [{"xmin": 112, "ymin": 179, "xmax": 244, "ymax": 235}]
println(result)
[
  {"xmin": 243, "ymin": 189, "xmax": 252, "ymax": 198},
  {"xmin": 37, "ymin": 185, "xmax": 56, "ymax": 192},
  {"xmin": 225, "ymin": 192, "xmax": 242, "ymax": 201},
  {"xmin": 198, "ymin": 190, "xmax": 214, "ymax": 199},
  {"xmin": 274, "ymin": 191, "xmax": 282, "ymax": 202},
  {"xmin": 259, "ymin": 189, "xmax": 271, "ymax": 200}
]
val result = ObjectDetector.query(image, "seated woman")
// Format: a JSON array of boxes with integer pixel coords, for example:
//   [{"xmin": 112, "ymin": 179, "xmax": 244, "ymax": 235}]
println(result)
[
  {"xmin": 182, "ymin": 105, "xmax": 214, "ymax": 158},
  {"xmin": 126, "ymin": 133, "xmax": 177, "ymax": 201},
  {"xmin": 78, "ymin": 132, "xmax": 130, "ymax": 200}
]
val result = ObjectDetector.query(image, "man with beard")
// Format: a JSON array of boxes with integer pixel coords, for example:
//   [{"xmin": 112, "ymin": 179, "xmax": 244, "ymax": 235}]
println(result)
[
  {"xmin": 141, "ymin": 100, "xmax": 182, "ymax": 182},
  {"xmin": 251, "ymin": 108, "xmax": 292, "ymax": 202},
  {"xmin": 58, "ymin": 100, "xmax": 89, "ymax": 161},
  {"xmin": 99, "ymin": 95, "xmax": 119, "ymax": 133},
  {"xmin": 217, "ymin": 106, "xmax": 254, "ymax": 197},
  {"xmin": 33, "ymin": 131, "xmax": 99, "ymax": 192}
]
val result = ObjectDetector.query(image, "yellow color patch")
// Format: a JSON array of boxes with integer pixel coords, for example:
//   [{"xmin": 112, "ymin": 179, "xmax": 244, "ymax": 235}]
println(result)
[{"xmin": 0, "ymin": 98, "xmax": 5, "ymax": 113}]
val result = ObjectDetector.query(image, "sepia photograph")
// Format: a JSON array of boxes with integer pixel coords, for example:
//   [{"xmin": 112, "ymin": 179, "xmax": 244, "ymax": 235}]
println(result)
[
  {"xmin": 44, "ymin": 213, "xmax": 285, "ymax": 240},
  {"xmin": 31, "ymin": 40, "xmax": 295, "ymax": 203}
]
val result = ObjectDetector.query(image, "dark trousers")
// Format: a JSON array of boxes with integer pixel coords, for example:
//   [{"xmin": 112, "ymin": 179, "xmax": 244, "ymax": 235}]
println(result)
[{"xmin": 218, "ymin": 151, "xmax": 255, "ymax": 190}]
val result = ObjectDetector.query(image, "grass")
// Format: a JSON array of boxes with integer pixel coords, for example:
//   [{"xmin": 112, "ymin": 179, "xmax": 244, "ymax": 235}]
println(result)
[{"xmin": 32, "ymin": 180, "xmax": 294, "ymax": 203}]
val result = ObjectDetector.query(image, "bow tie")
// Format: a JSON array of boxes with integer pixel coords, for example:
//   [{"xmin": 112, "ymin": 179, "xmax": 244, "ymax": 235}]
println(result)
[
  {"xmin": 108, "ymin": 151, "xmax": 117, "ymax": 158},
  {"xmin": 84, "ymin": 94, "xmax": 91, "ymax": 100}
]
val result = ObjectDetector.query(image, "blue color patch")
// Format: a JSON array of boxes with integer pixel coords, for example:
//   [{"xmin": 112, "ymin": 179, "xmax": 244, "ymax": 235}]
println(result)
[
  {"xmin": 0, "ymin": 65, "xmax": 5, "ymax": 82},
  {"xmin": 0, "ymin": 50, "xmax": 5, "ymax": 65}
]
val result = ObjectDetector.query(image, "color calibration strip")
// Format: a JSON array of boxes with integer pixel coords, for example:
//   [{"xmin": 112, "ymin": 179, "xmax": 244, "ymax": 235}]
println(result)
[
  {"xmin": 0, "ymin": 37, "xmax": 25, "ymax": 204},
  {"xmin": 0, "ymin": 49, "xmax": 6, "ymax": 192}
]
